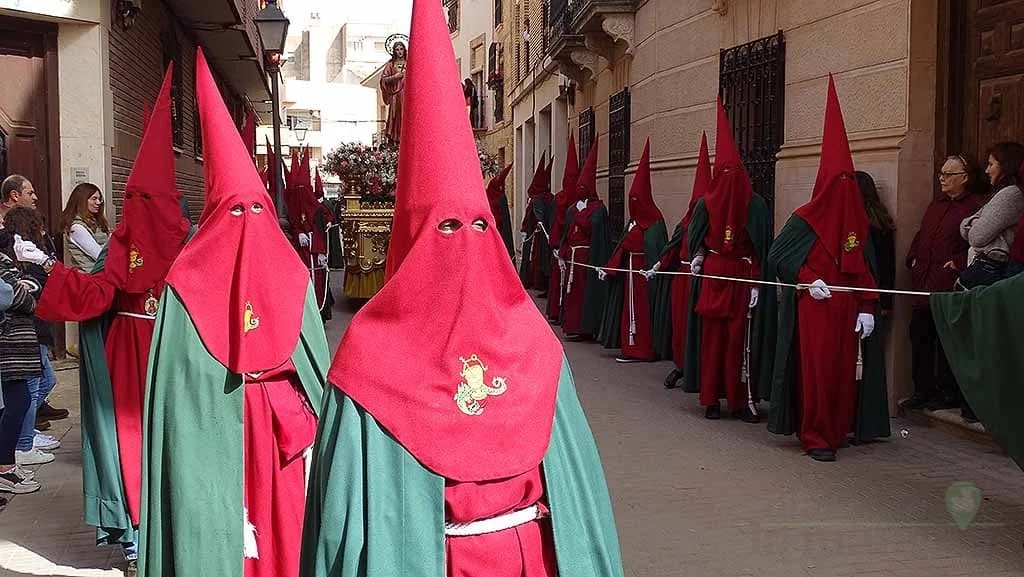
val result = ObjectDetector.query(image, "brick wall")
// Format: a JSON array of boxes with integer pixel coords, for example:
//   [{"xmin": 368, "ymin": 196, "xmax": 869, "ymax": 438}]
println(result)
[{"xmin": 108, "ymin": 0, "xmax": 247, "ymax": 224}]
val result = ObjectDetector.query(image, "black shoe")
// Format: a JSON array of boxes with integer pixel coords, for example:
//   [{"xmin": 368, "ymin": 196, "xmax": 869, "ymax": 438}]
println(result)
[
  {"xmin": 807, "ymin": 448, "xmax": 837, "ymax": 462},
  {"xmin": 898, "ymin": 394, "xmax": 931, "ymax": 410},
  {"xmin": 36, "ymin": 402, "xmax": 69, "ymax": 421},
  {"xmin": 35, "ymin": 420, "xmax": 51, "ymax": 432},
  {"xmin": 663, "ymin": 369, "xmax": 682, "ymax": 389},
  {"xmin": 925, "ymin": 395, "xmax": 959, "ymax": 411},
  {"xmin": 732, "ymin": 407, "xmax": 759, "ymax": 424},
  {"xmin": 961, "ymin": 407, "xmax": 979, "ymax": 423},
  {"xmin": 565, "ymin": 334, "xmax": 587, "ymax": 342},
  {"xmin": 538, "ymin": 292, "xmax": 549, "ymax": 299},
  {"xmin": 704, "ymin": 404, "xmax": 721, "ymax": 420},
  {"xmin": 839, "ymin": 438, "xmax": 851, "ymax": 449}
]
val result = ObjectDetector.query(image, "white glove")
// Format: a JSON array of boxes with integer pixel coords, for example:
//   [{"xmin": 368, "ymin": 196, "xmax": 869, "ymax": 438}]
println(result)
[
  {"xmin": 557, "ymin": 256, "xmax": 566, "ymax": 271},
  {"xmin": 297, "ymin": 233, "xmax": 311, "ymax": 247},
  {"xmin": 749, "ymin": 287, "xmax": 759, "ymax": 308},
  {"xmin": 13, "ymin": 235, "xmax": 49, "ymax": 266},
  {"xmin": 855, "ymin": 313, "xmax": 875, "ymax": 340},
  {"xmin": 596, "ymin": 269, "xmax": 607, "ymax": 281},
  {"xmin": 317, "ymin": 254, "xmax": 328, "ymax": 267},
  {"xmin": 576, "ymin": 199, "xmax": 588, "ymax": 211},
  {"xmin": 690, "ymin": 255, "xmax": 704, "ymax": 275},
  {"xmin": 642, "ymin": 262, "xmax": 661, "ymax": 280},
  {"xmin": 627, "ymin": 220, "xmax": 636, "ymax": 232},
  {"xmin": 807, "ymin": 279, "xmax": 831, "ymax": 300}
]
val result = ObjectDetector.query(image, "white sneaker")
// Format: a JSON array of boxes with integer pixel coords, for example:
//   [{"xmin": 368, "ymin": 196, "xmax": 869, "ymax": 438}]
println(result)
[
  {"xmin": 33, "ymin": 432, "xmax": 60, "ymax": 451},
  {"xmin": 0, "ymin": 468, "xmax": 40, "ymax": 494},
  {"xmin": 13, "ymin": 465, "xmax": 35, "ymax": 481},
  {"xmin": 15, "ymin": 448, "xmax": 55, "ymax": 466}
]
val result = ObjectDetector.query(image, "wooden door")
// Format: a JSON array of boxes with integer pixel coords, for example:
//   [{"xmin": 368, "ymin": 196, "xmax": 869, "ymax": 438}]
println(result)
[
  {"xmin": 0, "ymin": 17, "xmax": 63, "ymax": 355},
  {"xmin": 961, "ymin": 0, "xmax": 1024, "ymax": 161}
]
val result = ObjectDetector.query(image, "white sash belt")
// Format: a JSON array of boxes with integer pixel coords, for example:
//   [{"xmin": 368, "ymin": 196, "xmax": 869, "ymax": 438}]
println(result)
[
  {"xmin": 116, "ymin": 312, "xmax": 156, "ymax": 320},
  {"xmin": 444, "ymin": 504, "xmax": 545, "ymax": 537},
  {"xmin": 567, "ymin": 245, "xmax": 587, "ymax": 293}
]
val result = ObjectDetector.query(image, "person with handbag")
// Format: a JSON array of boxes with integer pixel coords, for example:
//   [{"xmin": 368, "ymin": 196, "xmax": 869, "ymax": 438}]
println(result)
[{"xmin": 957, "ymin": 141, "xmax": 1024, "ymax": 289}]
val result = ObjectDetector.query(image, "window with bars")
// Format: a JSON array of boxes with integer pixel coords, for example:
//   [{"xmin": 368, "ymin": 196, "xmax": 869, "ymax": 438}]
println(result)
[
  {"xmin": 719, "ymin": 31, "xmax": 785, "ymax": 222},
  {"xmin": 444, "ymin": 0, "xmax": 460, "ymax": 34},
  {"xmin": 495, "ymin": 0, "xmax": 503, "ymax": 27},
  {"xmin": 578, "ymin": 107, "xmax": 595, "ymax": 168},
  {"xmin": 608, "ymin": 89, "xmax": 630, "ymax": 240},
  {"xmin": 161, "ymin": 26, "xmax": 184, "ymax": 150}
]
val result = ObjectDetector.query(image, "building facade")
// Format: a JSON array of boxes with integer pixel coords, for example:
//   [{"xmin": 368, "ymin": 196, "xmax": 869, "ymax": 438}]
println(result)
[
  {"xmin": 447, "ymin": 0, "xmax": 514, "ymax": 209},
  {"xmin": 0, "ymin": 0, "xmax": 266, "ymax": 354},
  {"xmin": 258, "ymin": 1, "xmax": 406, "ymax": 193},
  {"xmin": 510, "ymin": 0, "xmax": 1020, "ymax": 412}
]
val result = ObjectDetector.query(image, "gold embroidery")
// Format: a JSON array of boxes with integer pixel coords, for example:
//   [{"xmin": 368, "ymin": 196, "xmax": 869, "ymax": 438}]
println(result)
[
  {"xmin": 454, "ymin": 354, "xmax": 508, "ymax": 416},
  {"xmin": 843, "ymin": 232, "xmax": 860, "ymax": 253},
  {"xmin": 243, "ymin": 302, "xmax": 260, "ymax": 333},
  {"xmin": 129, "ymin": 245, "xmax": 144, "ymax": 272},
  {"xmin": 724, "ymin": 225, "xmax": 734, "ymax": 244}
]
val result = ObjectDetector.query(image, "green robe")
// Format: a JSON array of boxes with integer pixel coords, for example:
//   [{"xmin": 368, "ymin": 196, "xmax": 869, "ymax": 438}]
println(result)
[
  {"xmin": 766, "ymin": 215, "xmax": 890, "ymax": 442},
  {"xmin": 931, "ymin": 273, "xmax": 1024, "ymax": 471},
  {"xmin": 559, "ymin": 203, "xmax": 613, "ymax": 337},
  {"xmin": 79, "ymin": 225, "xmax": 196, "ymax": 547},
  {"xmin": 139, "ymin": 286, "xmax": 329, "ymax": 577},
  {"xmin": 597, "ymin": 220, "xmax": 672, "ymax": 358},
  {"xmin": 78, "ymin": 246, "xmax": 134, "ymax": 547},
  {"xmin": 299, "ymin": 359, "xmax": 624, "ymax": 577},
  {"xmin": 682, "ymin": 196, "xmax": 777, "ymax": 400},
  {"xmin": 519, "ymin": 196, "xmax": 554, "ymax": 283}
]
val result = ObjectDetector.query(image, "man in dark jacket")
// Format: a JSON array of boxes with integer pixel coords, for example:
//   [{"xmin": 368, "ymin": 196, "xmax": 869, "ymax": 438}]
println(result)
[{"xmin": 901, "ymin": 155, "xmax": 986, "ymax": 415}]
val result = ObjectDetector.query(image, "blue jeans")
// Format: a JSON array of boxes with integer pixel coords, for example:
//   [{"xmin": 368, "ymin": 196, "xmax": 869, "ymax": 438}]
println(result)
[
  {"xmin": 17, "ymin": 346, "xmax": 56, "ymax": 451},
  {"xmin": 122, "ymin": 539, "xmax": 138, "ymax": 561}
]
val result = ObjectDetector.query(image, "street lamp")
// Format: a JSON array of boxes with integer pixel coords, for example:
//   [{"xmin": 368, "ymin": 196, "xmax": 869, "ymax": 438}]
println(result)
[
  {"xmin": 295, "ymin": 126, "xmax": 308, "ymax": 143},
  {"xmin": 254, "ymin": 0, "xmax": 290, "ymax": 221}
]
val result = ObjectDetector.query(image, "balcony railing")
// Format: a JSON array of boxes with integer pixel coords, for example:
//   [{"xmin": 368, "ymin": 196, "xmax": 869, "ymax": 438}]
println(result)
[{"xmin": 543, "ymin": 0, "xmax": 637, "ymax": 80}]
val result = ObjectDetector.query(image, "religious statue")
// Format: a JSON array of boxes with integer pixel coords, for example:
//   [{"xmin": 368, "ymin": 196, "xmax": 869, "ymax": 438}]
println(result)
[{"xmin": 382, "ymin": 34, "xmax": 408, "ymax": 146}]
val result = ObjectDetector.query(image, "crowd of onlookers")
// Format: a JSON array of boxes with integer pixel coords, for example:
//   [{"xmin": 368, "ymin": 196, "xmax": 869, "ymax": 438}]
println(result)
[{"xmin": 0, "ymin": 175, "xmax": 110, "ymax": 498}]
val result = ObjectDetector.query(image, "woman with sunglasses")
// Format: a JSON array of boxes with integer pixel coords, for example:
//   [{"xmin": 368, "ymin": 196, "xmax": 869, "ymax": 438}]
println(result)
[{"xmin": 900, "ymin": 153, "xmax": 985, "ymax": 415}]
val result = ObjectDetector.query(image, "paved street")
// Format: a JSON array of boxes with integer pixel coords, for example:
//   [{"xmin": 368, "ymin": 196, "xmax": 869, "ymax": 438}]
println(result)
[{"xmin": 2, "ymin": 285, "xmax": 1024, "ymax": 577}]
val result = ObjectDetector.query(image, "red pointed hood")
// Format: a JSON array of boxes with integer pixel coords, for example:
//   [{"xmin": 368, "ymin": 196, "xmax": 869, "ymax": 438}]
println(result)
[
  {"xmin": 551, "ymin": 134, "xmax": 580, "ymax": 242},
  {"xmin": 795, "ymin": 75, "xmax": 870, "ymax": 274},
  {"xmin": 314, "ymin": 166, "xmax": 324, "ymax": 199},
  {"xmin": 527, "ymin": 152, "xmax": 551, "ymax": 198},
  {"xmin": 242, "ymin": 110, "xmax": 256, "ymax": 162},
  {"xmin": 165, "ymin": 49, "xmax": 309, "ymax": 374},
  {"xmin": 327, "ymin": 0, "xmax": 562, "ymax": 482},
  {"xmin": 575, "ymin": 134, "xmax": 600, "ymax": 202},
  {"xmin": 104, "ymin": 64, "xmax": 190, "ymax": 294},
  {"xmin": 486, "ymin": 162, "xmax": 514, "ymax": 202},
  {"xmin": 681, "ymin": 131, "xmax": 712, "ymax": 229},
  {"xmin": 703, "ymin": 98, "xmax": 753, "ymax": 253},
  {"xmin": 628, "ymin": 139, "xmax": 663, "ymax": 229}
]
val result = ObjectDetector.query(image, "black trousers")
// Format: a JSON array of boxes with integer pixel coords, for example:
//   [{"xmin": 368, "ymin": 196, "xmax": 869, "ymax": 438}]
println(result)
[
  {"xmin": 909, "ymin": 308, "xmax": 959, "ymax": 402},
  {"xmin": 0, "ymin": 379, "xmax": 29, "ymax": 465}
]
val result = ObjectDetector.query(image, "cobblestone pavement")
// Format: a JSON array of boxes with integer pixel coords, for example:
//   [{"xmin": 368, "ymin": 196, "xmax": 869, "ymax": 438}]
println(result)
[{"xmin": 2, "ymin": 288, "xmax": 1023, "ymax": 577}]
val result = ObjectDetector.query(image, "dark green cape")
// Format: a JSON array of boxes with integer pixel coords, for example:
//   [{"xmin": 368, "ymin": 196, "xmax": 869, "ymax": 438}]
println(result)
[
  {"xmin": 518, "ymin": 196, "xmax": 554, "ymax": 283},
  {"xmin": 299, "ymin": 359, "xmax": 624, "ymax": 577},
  {"xmin": 766, "ymin": 215, "xmax": 890, "ymax": 441},
  {"xmin": 496, "ymin": 193, "xmax": 515, "ymax": 260},
  {"xmin": 597, "ymin": 220, "xmax": 672, "ymax": 358},
  {"xmin": 139, "ymin": 286, "xmax": 329, "ymax": 577},
  {"xmin": 79, "ymin": 225, "xmax": 196, "ymax": 546},
  {"xmin": 560, "ymin": 203, "xmax": 613, "ymax": 337},
  {"xmin": 682, "ymin": 196, "xmax": 776, "ymax": 399},
  {"xmin": 931, "ymin": 273, "xmax": 1024, "ymax": 471}
]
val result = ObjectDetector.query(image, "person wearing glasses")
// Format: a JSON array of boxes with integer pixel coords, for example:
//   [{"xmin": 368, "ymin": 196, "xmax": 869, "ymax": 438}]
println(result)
[{"xmin": 900, "ymin": 153, "xmax": 986, "ymax": 414}]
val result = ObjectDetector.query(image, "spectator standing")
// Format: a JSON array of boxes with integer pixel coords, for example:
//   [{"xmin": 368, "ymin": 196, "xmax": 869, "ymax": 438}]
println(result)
[
  {"xmin": 60, "ymin": 182, "xmax": 110, "ymax": 273},
  {"xmin": 0, "ymin": 175, "xmax": 39, "ymax": 222},
  {"xmin": 958, "ymin": 142, "xmax": 1024, "ymax": 288},
  {"xmin": 901, "ymin": 154, "xmax": 986, "ymax": 412}
]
